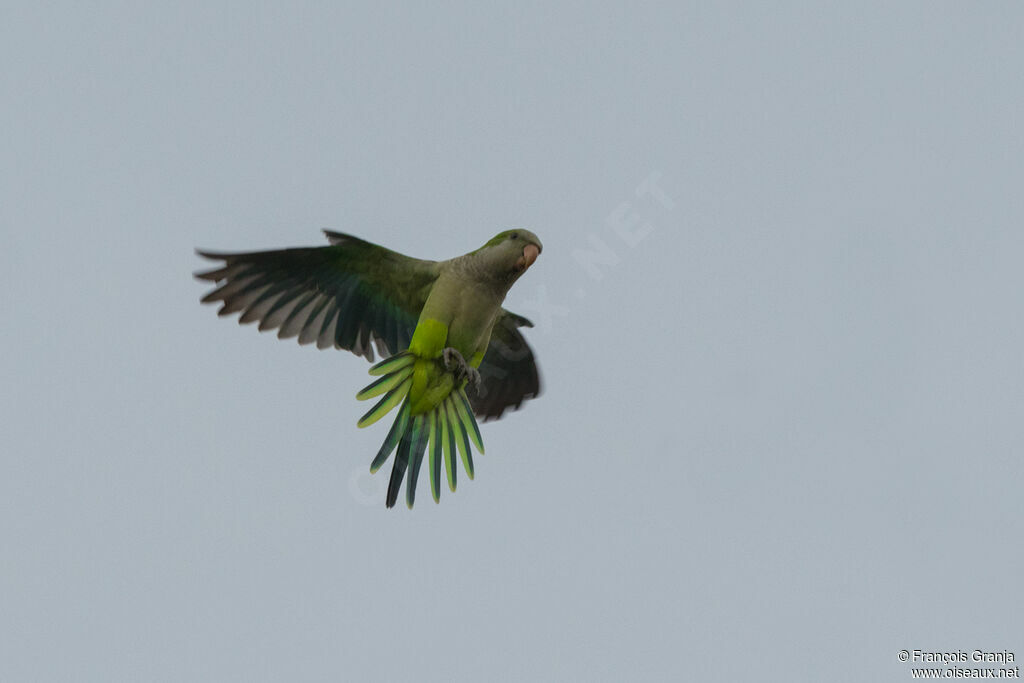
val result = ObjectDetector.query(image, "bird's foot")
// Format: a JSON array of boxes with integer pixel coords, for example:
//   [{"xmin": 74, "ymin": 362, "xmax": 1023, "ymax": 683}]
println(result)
[
  {"xmin": 442, "ymin": 347, "xmax": 481, "ymax": 390},
  {"xmin": 464, "ymin": 366, "xmax": 481, "ymax": 391}
]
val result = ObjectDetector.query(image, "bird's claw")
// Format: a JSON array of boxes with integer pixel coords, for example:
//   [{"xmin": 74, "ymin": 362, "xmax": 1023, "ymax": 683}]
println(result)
[
  {"xmin": 442, "ymin": 347, "xmax": 482, "ymax": 391},
  {"xmin": 465, "ymin": 366, "xmax": 482, "ymax": 391},
  {"xmin": 442, "ymin": 346, "xmax": 464, "ymax": 372}
]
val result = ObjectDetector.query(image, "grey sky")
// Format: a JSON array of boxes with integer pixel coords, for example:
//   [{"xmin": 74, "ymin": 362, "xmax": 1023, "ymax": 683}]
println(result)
[{"xmin": 3, "ymin": 3, "xmax": 1022, "ymax": 681}]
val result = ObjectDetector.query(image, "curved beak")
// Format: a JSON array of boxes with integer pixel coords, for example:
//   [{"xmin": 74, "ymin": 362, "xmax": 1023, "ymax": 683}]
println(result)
[{"xmin": 516, "ymin": 243, "xmax": 541, "ymax": 272}]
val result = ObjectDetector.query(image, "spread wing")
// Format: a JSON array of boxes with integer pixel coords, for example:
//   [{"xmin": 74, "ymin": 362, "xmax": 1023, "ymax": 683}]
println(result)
[
  {"xmin": 195, "ymin": 231, "xmax": 439, "ymax": 361},
  {"xmin": 467, "ymin": 310, "xmax": 542, "ymax": 421}
]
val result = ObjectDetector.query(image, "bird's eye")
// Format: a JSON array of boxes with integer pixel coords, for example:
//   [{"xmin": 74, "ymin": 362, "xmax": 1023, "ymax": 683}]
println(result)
[{"xmin": 510, "ymin": 232, "xmax": 519, "ymax": 240}]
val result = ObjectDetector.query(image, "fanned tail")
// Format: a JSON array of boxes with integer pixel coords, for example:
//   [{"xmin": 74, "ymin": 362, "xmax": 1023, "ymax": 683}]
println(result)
[{"xmin": 356, "ymin": 352, "xmax": 485, "ymax": 508}]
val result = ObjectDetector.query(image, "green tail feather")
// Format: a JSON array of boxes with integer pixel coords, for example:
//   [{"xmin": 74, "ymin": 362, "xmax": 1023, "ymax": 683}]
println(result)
[
  {"xmin": 427, "ymin": 410, "xmax": 442, "ymax": 503},
  {"xmin": 441, "ymin": 402, "xmax": 456, "ymax": 492},
  {"xmin": 447, "ymin": 396, "xmax": 475, "ymax": 480},
  {"xmin": 454, "ymin": 389, "xmax": 485, "ymax": 454},
  {"xmin": 405, "ymin": 415, "xmax": 430, "ymax": 509},
  {"xmin": 386, "ymin": 422, "xmax": 412, "ymax": 508},
  {"xmin": 357, "ymin": 376, "xmax": 412, "ymax": 428},
  {"xmin": 370, "ymin": 399, "xmax": 410, "ymax": 473},
  {"xmin": 355, "ymin": 365, "xmax": 414, "ymax": 401},
  {"xmin": 368, "ymin": 351, "xmax": 414, "ymax": 376}
]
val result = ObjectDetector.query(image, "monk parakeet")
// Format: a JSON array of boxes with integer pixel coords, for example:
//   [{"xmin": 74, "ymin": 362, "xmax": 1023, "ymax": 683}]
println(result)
[{"xmin": 196, "ymin": 230, "xmax": 543, "ymax": 508}]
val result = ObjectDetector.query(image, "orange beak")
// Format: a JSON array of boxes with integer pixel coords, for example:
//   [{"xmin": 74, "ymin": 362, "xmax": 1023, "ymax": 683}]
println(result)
[{"xmin": 516, "ymin": 243, "xmax": 541, "ymax": 272}]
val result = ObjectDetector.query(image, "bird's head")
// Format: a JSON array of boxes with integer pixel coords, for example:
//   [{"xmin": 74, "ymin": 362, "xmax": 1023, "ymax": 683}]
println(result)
[{"xmin": 474, "ymin": 229, "xmax": 543, "ymax": 283}]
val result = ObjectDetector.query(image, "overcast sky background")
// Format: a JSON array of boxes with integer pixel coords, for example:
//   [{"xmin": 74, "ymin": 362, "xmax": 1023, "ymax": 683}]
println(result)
[{"xmin": 3, "ymin": 3, "xmax": 1023, "ymax": 682}]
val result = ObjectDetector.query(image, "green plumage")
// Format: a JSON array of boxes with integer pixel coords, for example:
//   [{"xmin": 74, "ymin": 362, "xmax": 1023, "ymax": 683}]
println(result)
[
  {"xmin": 441, "ymin": 402, "xmax": 456, "ymax": 491},
  {"xmin": 357, "ymin": 376, "xmax": 412, "ymax": 428},
  {"xmin": 454, "ymin": 391, "xmax": 485, "ymax": 455},
  {"xmin": 447, "ymin": 395, "xmax": 475, "ymax": 481},
  {"xmin": 368, "ymin": 351, "xmax": 414, "ymax": 376},
  {"xmin": 370, "ymin": 400, "xmax": 410, "ymax": 474},
  {"xmin": 403, "ymin": 415, "xmax": 430, "ymax": 509},
  {"xmin": 427, "ymin": 411, "xmax": 442, "ymax": 503},
  {"xmin": 355, "ymin": 365, "xmax": 414, "ymax": 401}
]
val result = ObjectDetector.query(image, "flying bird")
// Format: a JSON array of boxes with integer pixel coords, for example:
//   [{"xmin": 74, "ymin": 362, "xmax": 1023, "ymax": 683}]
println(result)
[{"xmin": 196, "ymin": 230, "xmax": 543, "ymax": 508}]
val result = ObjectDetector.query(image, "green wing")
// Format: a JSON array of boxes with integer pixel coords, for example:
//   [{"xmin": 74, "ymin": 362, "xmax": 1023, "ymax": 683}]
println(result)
[
  {"xmin": 195, "ymin": 231, "xmax": 439, "ymax": 361},
  {"xmin": 467, "ymin": 310, "xmax": 541, "ymax": 421}
]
